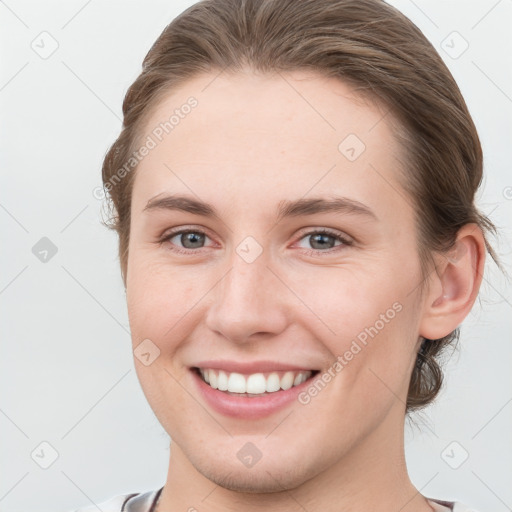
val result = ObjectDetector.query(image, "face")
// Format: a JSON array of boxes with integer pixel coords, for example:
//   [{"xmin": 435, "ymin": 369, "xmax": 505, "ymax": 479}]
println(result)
[{"xmin": 126, "ymin": 69, "xmax": 427, "ymax": 492}]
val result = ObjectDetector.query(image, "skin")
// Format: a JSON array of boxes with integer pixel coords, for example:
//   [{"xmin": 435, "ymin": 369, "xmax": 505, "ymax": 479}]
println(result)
[{"xmin": 125, "ymin": 69, "xmax": 485, "ymax": 512}]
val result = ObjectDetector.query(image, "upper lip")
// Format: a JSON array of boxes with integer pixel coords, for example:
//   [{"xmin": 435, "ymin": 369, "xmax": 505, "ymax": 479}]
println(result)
[{"xmin": 192, "ymin": 360, "xmax": 319, "ymax": 374}]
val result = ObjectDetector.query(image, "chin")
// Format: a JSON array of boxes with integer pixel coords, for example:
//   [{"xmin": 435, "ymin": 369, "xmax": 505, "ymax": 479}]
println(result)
[{"xmin": 191, "ymin": 450, "xmax": 317, "ymax": 494}]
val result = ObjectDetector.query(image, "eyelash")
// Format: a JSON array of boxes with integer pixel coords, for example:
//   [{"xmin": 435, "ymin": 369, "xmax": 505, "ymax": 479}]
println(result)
[{"xmin": 158, "ymin": 227, "xmax": 353, "ymax": 256}]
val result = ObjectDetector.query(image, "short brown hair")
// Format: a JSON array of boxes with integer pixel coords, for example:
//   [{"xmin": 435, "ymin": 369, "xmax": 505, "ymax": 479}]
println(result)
[{"xmin": 101, "ymin": 0, "xmax": 500, "ymax": 411}]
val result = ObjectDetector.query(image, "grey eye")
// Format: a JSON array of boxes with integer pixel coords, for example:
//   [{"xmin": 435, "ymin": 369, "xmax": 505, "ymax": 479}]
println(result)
[
  {"xmin": 175, "ymin": 231, "xmax": 206, "ymax": 249},
  {"xmin": 307, "ymin": 233, "xmax": 338, "ymax": 250}
]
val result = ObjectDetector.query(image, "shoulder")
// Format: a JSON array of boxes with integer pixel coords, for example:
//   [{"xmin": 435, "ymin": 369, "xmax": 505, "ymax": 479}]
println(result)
[
  {"xmin": 452, "ymin": 502, "xmax": 481, "ymax": 512},
  {"xmin": 428, "ymin": 497, "xmax": 481, "ymax": 511},
  {"xmin": 67, "ymin": 488, "xmax": 161, "ymax": 512}
]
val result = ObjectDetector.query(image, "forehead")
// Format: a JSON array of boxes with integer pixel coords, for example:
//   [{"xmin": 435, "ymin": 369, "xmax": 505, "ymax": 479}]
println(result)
[{"xmin": 132, "ymin": 69, "xmax": 408, "ymax": 221}]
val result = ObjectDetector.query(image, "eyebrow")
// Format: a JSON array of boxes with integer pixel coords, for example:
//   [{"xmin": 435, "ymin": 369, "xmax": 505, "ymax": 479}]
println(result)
[{"xmin": 143, "ymin": 194, "xmax": 378, "ymax": 221}]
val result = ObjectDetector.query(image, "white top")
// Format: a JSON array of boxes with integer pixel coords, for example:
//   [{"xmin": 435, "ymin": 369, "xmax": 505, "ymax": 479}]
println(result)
[{"xmin": 68, "ymin": 487, "xmax": 479, "ymax": 511}]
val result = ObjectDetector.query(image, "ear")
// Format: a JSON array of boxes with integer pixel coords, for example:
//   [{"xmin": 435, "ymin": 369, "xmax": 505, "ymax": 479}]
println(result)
[{"xmin": 418, "ymin": 224, "xmax": 486, "ymax": 340}]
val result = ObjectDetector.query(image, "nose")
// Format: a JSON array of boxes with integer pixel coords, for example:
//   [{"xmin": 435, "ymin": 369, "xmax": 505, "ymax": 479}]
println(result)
[{"xmin": 204, "ymin": 248, "xmax": 289, "ymax": 344}]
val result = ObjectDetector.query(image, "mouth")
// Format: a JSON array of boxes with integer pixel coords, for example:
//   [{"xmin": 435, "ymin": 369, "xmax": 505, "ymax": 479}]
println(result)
[{"xmin": 192, "ymin": 367, "xmax": 321, "ymax": 398}]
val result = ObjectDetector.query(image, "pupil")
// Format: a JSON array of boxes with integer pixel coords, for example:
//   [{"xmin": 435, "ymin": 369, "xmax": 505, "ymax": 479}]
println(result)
[
  {"xmin": 311, "ymin": 233, "xmax": 334, "ymax": 250},
  {"xmin": 182, "ymin": 232, "xmax": 204, "ymax": 248}
]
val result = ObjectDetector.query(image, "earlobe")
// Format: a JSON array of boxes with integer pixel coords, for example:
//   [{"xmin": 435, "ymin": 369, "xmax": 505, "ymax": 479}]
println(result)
[{"xmin": 419, "ymin": 224, "xmax": 486, "ymax": 340}]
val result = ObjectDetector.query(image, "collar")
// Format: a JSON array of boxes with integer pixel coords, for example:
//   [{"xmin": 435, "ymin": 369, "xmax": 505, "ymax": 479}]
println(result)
[{"xmin": 123, "ymin": 487, "xmax": 163, "ymax": 512}]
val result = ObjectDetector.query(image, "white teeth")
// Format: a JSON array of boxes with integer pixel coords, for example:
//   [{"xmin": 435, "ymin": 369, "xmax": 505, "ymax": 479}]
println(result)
[
  {"xmin": 293, "ymin": 373, "xmax": 304, "ymax": 386},
  {"xmin": 227, "ymin": 372, "xmax": 246, "ymax": 393},
  {"xmin": 209, "ymin": 371, "xmax": 218, "ymax": 389},
  {"xmin": 246, "ymin": 373, "xmax": 267, "ymax": 394},
  {"xmin": 265, "ymin": 372, "xmax": 281, "ymax": 392},
  {"xmin": 217, "ymin": 370, "xmax": 228, "ymax": 391},
  {"xmin": 198, "ymin": 368, "xmax": 313, "ymax": 394},
  {"xmin": 280, "ymin": 371, "xmax": 294, "ymax": 390}
]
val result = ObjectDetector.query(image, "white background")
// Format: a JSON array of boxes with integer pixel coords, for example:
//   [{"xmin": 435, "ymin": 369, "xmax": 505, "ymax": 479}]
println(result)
[{"xmin": 1, "ymin": 1, "xmax": 511, "ymax": 511}]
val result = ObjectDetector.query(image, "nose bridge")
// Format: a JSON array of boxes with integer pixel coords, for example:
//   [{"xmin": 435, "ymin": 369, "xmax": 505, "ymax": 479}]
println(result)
[
  {"xmin": 226, "ymin": 254, "xmax": 265, "ymax": 304},
  {"xmin": 204, "ymin": 240, "xmax": 287, "ymax": 341}
]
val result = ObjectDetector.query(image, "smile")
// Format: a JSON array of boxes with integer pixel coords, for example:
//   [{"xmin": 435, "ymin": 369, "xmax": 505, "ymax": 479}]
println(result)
[
  {"xmin": 190, "ymin": 362, "xmax": 322, "ymax": 419},
  {"xmin": 195, "ymin": 368, "xmax": 319, "ymax": 396}
]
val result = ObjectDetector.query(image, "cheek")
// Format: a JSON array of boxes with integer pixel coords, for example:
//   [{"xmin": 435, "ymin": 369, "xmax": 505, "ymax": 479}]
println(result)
[
  {"xmin": 289, "ymin": 263, "xmax": 404, "ymax": 341},
  {"xmin": 126, "ymin": 255, "xmax": 200, "ymax": 427},
  {"xmin": 293, "ymin": 267, "xmax": 419, "ymax": 396},
  {"xmin": 330, "ymin": 299, "xmax": 419, "ymax": 412},
  {"xmin": 126, "ymin": 252, "xmax": 199, "ymax": 331}
]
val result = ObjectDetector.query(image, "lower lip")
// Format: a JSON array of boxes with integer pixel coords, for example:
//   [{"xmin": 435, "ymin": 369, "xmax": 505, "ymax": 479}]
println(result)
[{"xmin": 190, "ymin": 368, "xmax": 318, "ymax": 420}]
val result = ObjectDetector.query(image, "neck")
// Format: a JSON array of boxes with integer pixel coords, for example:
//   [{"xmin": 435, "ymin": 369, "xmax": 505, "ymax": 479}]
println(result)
[{"xmin": 156, "ymin": 407, "xmax": 433, "ymax": 512}]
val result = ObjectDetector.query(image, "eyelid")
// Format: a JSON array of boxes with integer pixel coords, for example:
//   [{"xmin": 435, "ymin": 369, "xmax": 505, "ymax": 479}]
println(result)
[
  {"xmin": 293, "ymin": 226, "xmax": 354, "ymax": 245},
  {"xmin": 160, "ymin": 225, "xmax": 208, "ymax": 238},
  {"xmin": 291, "ymin": 228, "xmax": 354, "ymax": 256}
]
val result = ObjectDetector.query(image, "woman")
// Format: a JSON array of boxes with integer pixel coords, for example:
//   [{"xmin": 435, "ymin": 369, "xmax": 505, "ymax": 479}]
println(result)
[{"xmin": 75, "ymin": 0, "xmax": 501, "ymax": 510}]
